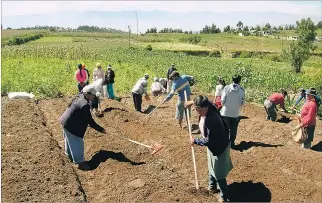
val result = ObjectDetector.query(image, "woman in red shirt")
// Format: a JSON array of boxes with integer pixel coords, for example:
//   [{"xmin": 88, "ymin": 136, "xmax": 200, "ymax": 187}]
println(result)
[{"xmin": 299, "ymin": 88, "xmax": 317, "ymax": 149}]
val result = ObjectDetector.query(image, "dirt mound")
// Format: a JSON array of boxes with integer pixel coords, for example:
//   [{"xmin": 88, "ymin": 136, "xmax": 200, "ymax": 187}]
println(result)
[
  {"xmin": 2, "ymin": 95, "xmax": 322, "ymax": 202},
  {"xmin": 1, "ymin": 98, "xmax": 85, "ymax": 202}
]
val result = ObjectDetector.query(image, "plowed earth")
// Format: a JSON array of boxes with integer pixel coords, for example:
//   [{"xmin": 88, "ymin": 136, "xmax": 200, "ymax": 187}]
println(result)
[{"xmin": 2, "ymin": 94, "xmax": 322, "ymax": 202}]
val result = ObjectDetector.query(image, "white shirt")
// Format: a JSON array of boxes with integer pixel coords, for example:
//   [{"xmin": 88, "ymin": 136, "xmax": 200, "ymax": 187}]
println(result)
[
  {"xmin": 215, "ymin": 84, "xmax": 224, "ymax": 97},
  {"xmin": 151, "ymin": 82, "xmax": 166, "ymax": 93},
  {"xmin": 93, "ymin": 67, "xmax": 105, "ymax": 81},
  {"xmin": 159, "ymin": 78, "xmax": 167, "ymax": 86},
  {"xmin": 220, "ymin": 83, "xmax": 245, "ymax": 118},
  {"xmin": 199, "ymin": 116, "xmax": 206, "ymax": 138},
  {"xmin": 132, "ymin": 78, "xmax": 148, "ymax": 95}
]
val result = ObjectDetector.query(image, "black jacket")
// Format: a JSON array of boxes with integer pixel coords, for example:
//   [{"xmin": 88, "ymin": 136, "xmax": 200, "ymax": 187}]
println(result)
[
  {"xmin": 106, "ymin": 70, "xmax": 115, "ymax": 84},
  {"xmin": 167, "ymin": 67, "xmax": 177, "ymax": 79},
  {"xmin": 194, "ymin": 103, "xmax": 230, "ymax": 156},
  {"xmin": 59, "ymin": 94, "xmax": 104, "ymax": 138}
]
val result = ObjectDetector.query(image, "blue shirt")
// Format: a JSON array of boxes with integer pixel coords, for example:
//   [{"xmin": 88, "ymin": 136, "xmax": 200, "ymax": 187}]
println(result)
[
  {"xmin": 295, "ymin": 90, "xmax": 321, "ymax": 108},
  {"xmin": 164, "ymin": 75, "xmax": 193, "ymax": 102}
]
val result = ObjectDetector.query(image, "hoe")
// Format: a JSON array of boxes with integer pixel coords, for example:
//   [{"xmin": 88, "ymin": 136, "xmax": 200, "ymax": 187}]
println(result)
[{"xmin": 111, "ymin": 134, "xmax": 164, "ymax": 155}]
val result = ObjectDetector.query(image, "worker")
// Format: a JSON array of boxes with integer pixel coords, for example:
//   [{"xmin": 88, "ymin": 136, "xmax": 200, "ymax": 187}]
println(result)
[
  {"xmin": 264, "ymin": 90, "xmax": 288, "ymax": 121},
  {"xmin": 163, "ymin": 71, "xmax": 194, "ymax": 128},
  {"xmin": 131, "ymin": 74, "xmax": 150, "ymax": 112},
  {"xmin": 151, "ymin": 77, "xmax": 166, "ymax": 96},
  {"xmin": 75, "ymin": 64, "xmax": 88, "ymax": 93},
  {"xmin": 105, "ymin": 65, "xmax": 115, "ymax": 99},
  {"xmin": 59, "ymin": 85, "xmax": 107, "ymax": 170},
  {"xmin": 220, "ymin": 75, "xmax": 245, "ymax": 149},
  {"xmin": 298, "ymin": 88, "xmax": 318, "ymax": 149},
  {"xmin": 166, "ymin": 63, "xmax": 177, "ymax": 93},
  {"xmin": 186, "ymin": 95, "xmax": 233, "ymax": 203}
]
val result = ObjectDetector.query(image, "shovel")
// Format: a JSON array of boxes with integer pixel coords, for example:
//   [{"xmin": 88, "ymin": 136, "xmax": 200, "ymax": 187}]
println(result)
[{"xmin": 110, "ymin": 134, "xmax": 163, "ymax": 155}]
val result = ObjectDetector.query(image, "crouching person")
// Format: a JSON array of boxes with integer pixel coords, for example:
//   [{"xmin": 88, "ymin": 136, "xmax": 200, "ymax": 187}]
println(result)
[
  {"xmin": 264, "ymin": 90, "xmax": 288, "ymax": 121},
  {"xmin": 59, "ymin": 85, "xmax": 107, "ymax": 170},
  {"xmin": 186, "ymin": 95, "xmax": 233, "ymax": 202},
  {"xmin": 151, "ymin": 77, "xmax": 166, "ymax": 97}
]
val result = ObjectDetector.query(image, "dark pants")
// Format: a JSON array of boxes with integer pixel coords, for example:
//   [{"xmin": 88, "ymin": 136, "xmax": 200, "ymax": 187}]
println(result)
[
  {"xmin": 132, "ymin": 92, "xmax": 142, "ymax": 112},
  {"xmin": 91, "ymin": 96, "xmax": 99, "ymax": 109},
  {"xmin": 77, "ymin": 83, "xmax": 84, "ymax": 93},
  {"xmin": 222, "ymin": 116, "xmax": 239, "ymax": 148}
]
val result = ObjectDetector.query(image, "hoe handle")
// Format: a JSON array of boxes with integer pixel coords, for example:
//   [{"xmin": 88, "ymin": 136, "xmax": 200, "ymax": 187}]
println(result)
[{"xmin": 184, "ymin": 90, "xmax": 199, "ymax": 190}]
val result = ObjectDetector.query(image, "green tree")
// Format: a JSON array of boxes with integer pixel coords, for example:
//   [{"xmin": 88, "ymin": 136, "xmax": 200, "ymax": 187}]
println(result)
[
  {"xmin": 283, "ymin": 18, "xmax": 317, "ymax": 73},
  {"xmin": 237, "ymin": 21, "xmax": 243, "ymax": 30},
  {"xmin": 317, "ymin": 21, "xmax": 322, "ymax": 29},
  {"xmin": 223, "ymin": 25, "xmax": 231, "ymax": 33}
]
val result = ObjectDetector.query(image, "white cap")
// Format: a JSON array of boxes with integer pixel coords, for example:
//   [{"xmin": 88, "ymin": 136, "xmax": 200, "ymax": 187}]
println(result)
[{"xmin": 82, "ymin": 85, "xmax": 97, "ymax": 96}]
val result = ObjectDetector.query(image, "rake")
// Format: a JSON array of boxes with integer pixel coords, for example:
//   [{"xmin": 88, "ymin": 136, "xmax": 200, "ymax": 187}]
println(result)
[{"xmin": 110, "ymin": 134, "xmax": 164, "ymax": 155}]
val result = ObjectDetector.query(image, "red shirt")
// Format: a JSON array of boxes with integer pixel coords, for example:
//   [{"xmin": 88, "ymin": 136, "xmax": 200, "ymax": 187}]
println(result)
[
  {"xmin": 269, "ymin": 93, "xmax": 285, "ymax": 109},
  {"xmin": 301, "ymin": 100, "xmax": 317, "ymax": 127}
]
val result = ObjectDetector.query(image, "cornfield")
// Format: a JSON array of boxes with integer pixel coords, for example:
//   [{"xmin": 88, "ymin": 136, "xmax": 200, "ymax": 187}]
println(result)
[{"xmin": 2, "ymin": 44, "xmax": 321, "ymax": 109}]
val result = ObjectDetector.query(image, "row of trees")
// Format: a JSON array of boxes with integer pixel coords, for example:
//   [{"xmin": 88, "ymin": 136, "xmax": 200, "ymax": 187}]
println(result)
[
  {"xmin": 144, "ymin": 20, "xmax": 322, "ymax": 35},
  {"xmin": 14, "ymin": 25, "xmax": 125, "ymax": 33},
  {"xmin": 146, "ymin": 27, "xmax": 193, "ymax": 34}
]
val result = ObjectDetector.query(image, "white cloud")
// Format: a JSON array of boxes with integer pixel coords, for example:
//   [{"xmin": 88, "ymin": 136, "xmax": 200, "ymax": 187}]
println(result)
[{"xmin": 2, "ymin": 1, "xmax": 321, "ymax": 17}]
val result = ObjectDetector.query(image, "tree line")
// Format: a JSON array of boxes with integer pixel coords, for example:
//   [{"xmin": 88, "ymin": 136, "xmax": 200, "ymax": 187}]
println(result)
[
  {"xmin": 12, "ymin": 25, "xmax": 126, "ymax": 33},
  {"xmin": 144, "ymin": 20, "xmax": 322, "ymax": 34}
]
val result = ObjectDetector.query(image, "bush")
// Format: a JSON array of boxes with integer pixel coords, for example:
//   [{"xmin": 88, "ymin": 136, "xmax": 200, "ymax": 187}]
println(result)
[
  {"xmin": 145, "ymin": 44, "xmax": 153, "ymax": 51},
  {"xmin": 209, "ymin": 50, "xmax": 221, "ymax": 58}
]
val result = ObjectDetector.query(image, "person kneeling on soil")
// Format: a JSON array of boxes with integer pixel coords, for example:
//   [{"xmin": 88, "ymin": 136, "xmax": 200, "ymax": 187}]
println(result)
[
  {"xmin": 162, "ymin": 71, "xmax": 194, "ymax": 128},
  {"xmin": 186, "ymin": 95, "xmax": 233, "ymax": 202},
  {"xmin": 151, "ymin": 77, "xmax": 166, "ymax": 97},
  {"xmin": 264, "ymin": 90, "xmax": 288, "ymax": 121},
  {"xmin": 298, "ymin": 88, "xmax": 318, "ymax": 149},
  {"xmin": 59, "ymin": 85, "xmax": 107, "ymax": 170}
]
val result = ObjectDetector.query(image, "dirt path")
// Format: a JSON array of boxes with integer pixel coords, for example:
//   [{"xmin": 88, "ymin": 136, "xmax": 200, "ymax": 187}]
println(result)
[{"xmin": 2, "ymin": 95, "xmax": 322, "ymax": 202}]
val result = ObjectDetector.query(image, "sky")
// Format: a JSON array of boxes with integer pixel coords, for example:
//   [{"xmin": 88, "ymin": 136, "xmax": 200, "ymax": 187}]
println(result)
[{"xmin": 2, "ymin": 1, "xmax": 321, "ymax": 32}]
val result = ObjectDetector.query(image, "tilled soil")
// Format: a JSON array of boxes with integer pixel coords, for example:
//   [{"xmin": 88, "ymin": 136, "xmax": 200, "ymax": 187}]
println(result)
[{"xmin": 2, "ymin": 94, "xmax": 322, "ymax": 202}]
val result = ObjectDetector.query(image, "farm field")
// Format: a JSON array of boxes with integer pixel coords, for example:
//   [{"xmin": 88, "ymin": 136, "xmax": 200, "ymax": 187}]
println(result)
[
  {"xmin": 2, "ymin": 94, "xmax": 322, "ymax": 202},
  {"xmin": 1, "ymin": 28, "xmax": 322, "ymax": 202}
]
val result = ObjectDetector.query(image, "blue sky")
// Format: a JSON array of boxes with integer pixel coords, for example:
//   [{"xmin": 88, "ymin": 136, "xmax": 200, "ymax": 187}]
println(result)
[{"xmin": 2, "ymin": 1, "xmax": 321, "ymax": 32}]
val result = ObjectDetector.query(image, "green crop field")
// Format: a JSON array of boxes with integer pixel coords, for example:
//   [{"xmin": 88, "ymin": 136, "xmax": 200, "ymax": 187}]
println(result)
[{"xmin": 1, "ymin": 29, "xmax": 322, "ymax": 115}]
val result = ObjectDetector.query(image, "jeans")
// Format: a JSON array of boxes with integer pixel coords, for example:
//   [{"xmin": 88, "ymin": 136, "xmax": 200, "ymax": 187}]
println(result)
[
  {"xmin": 77, "ymin": 83, "xmax": 84, "ymax": 93},
  {"xmin": 91, "ymin": 96, "xmax": 99, "ymax": 109},
  {"xmin": 106, "ymin": 83, "xmax": 115, "ymax": 99},
  {"xmin": 264, "ymin": 99, "xmax": 277, "ymax": 121},
  {"xmin": 222, "ymin": 116, "xmax": 239, "ymax": 147},
  {"xmin": 132, "ymin": 92, "xmax": 142, "ymax": 112},
  {"xmin": 63, "ymin": 128, "xmax": 85, "ymax": 164}
]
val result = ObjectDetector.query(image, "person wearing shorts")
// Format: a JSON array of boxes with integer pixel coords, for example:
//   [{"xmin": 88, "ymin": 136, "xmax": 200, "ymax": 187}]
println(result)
[{"xmin": 163, "ymin": 71, "xmax": 194, "ymax": 128}]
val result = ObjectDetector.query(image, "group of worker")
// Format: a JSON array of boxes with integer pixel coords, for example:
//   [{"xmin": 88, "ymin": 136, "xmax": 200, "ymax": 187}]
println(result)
[
  {"xmin": 264, "ymin": 87, "xmax": 321, "ymax": 149},
  {"xmin": 60, "ymin": 62, "xmax": 320, "ymax": 202}
]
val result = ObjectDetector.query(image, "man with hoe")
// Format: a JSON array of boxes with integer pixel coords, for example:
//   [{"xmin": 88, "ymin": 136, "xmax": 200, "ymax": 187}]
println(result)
[{"xmin": 163, "ymin": 71, "xmax": 194, "ymax": 128}]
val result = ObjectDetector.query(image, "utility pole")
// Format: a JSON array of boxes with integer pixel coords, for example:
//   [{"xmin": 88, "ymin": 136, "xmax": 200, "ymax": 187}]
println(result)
[
  {"xmin": 136, "ymin": 11, "xmax": 139, "ymax": 48},
  {"xmin": 128, "ymin": 25, "xmax": 132, "ymax": 47}
]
